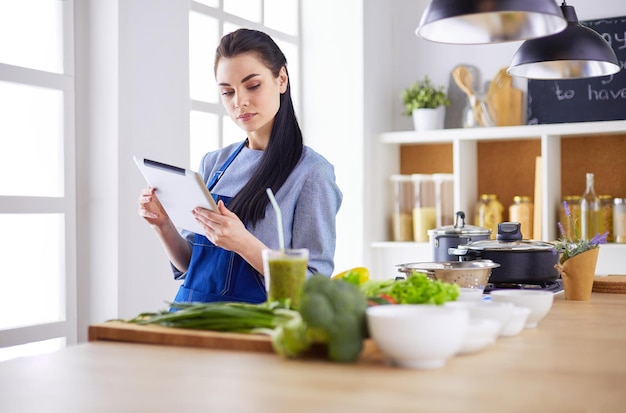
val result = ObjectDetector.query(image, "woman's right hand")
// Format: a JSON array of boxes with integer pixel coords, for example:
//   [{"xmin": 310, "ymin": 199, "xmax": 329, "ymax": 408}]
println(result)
[{"xmin": 138, "ymin": 187, "xmax": 169, "ymax": 228}]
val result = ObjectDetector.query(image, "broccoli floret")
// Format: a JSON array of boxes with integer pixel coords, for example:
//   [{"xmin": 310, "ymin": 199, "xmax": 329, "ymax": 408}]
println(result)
[
  {"xmin": 270, "ymin": 313, "xmax": 311, "ymax": 358},
  {"xmin": 298, "ymin": 275, "xmax": 368, "ymax": 363}
]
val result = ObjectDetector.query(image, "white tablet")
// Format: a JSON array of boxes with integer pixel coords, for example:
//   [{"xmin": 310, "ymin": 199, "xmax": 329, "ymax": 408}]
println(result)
[{"xmin": 134, "ymin": 156, "xmax": 219, "ymax": 234}]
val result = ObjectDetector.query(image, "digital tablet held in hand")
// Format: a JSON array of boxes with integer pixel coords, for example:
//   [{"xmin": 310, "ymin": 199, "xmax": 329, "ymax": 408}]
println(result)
[{"xmin": 134, "ymin": 156, "xmax": 219, "ymax": 234}]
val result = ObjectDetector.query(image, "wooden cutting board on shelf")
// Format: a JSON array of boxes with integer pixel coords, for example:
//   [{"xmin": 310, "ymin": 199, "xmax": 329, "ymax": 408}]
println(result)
[{"xmin": 486, "ymin": 67, "xmax": 524, "ymax": 126}]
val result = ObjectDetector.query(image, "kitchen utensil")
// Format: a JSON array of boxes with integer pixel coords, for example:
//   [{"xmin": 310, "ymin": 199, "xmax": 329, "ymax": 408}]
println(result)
[
  {"xmin": 486, "ymin": 67, "xmax": 524, "ymax": 126},
  {"xmin": 452, "ymin": 66, "xmax": 495, "ymax": 127},
  {"xmin": 448, "ymin": 222, "xmax": 560, "ymax": 285},
  {"xmin": 445, "ymin": 64, "xmax": 480, "ymax": 129},
  {"xmin": 396, "ymin": 259, "xmax": 500, "ymax": 290},
  {"xmin": 428, "ymin": 211, "xmax": 491, "ymax": 262}
]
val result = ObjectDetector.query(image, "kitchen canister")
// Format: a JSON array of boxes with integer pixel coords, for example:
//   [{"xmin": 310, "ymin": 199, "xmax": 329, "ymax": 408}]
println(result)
[
  {"xmin": 390, "ymin": 175, "xmax": 414, "ymax": 242},
  {"xmin": 433, "ymin": 173, "xmax": 454, "ymax": 228},
  {"xmin": 509, "ymin": 195, "xmax": 533, "ymax": 240},
  {"xmin": 599, "ymin": 195, "xmax": 614, "ymax": 242},
  {"xmin": 411, "ymin": 174, "xmax": 436, "ymax": 242},
  {"xmin": 614, "ymin": 198, "xmax": 626, "ymax": 243}
]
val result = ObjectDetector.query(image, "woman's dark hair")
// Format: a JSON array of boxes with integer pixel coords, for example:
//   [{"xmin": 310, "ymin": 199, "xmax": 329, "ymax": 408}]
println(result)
[{"xmin": 214, "ymin": 28, "xmax": 303, "ymax": 226}]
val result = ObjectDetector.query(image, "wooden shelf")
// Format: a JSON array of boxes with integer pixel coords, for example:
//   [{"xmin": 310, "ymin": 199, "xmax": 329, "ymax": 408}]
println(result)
[
  {"xmin": 380, "ymin": 119, "xmax": 626, "ymax": 144},
  {"xmin": 368, "ymin": 120, "xmax": 626, "ymax": 278}
]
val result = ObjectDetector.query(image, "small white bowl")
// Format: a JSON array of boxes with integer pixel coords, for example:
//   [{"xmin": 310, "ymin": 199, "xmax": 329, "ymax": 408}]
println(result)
[
  {"xmin": 366, "ymin": 305, "xmax": 469, "ymax": 369},
  {"xmin": 458, "ymin": 288, "xmax": 485, "ymax": 302},
  {"xmin": 499, "ymin": 306, "xmax": 531, "ymax": 337},
  {"xmin": 489, "ymin": 290, "xmax": 554, "ymax": 328},
  {"xmin": 458, "ymin": 318, "xmax": 501, "ymax": 354},
  {"xmin": 465, "ymin": 301, "xmax": 514, "ymax": 337}
]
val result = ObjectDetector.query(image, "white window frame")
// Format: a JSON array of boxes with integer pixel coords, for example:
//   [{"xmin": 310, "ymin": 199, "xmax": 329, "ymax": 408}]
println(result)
[
  {"xmin": 0, "ymin": 1, "xmax": 77, "ymax": 354},
  {"xmin": 189, "ymin": 0, "xmax": 302, "ymax": 155}
]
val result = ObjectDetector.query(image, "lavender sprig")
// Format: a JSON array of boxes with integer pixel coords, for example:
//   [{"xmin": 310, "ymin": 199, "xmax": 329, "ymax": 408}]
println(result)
[{"xmin": 552, "ymin": 201, "xmax": 608, "ymax": 264}]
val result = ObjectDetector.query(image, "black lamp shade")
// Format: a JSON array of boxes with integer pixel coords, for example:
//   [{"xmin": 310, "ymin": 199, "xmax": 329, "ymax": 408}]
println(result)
[
  {"xmin": 417, "ymin": 0, "xmax": 567, "ymax": 44},
  {"xmin": 508, "ymin": 5, "xmax": 621, "ymax": 79}
]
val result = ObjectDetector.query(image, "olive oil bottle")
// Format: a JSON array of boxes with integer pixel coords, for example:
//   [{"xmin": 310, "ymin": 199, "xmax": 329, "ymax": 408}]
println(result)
[{"xmin": 581, "ymin": 173, "xmax": 600, "ymax": 241}]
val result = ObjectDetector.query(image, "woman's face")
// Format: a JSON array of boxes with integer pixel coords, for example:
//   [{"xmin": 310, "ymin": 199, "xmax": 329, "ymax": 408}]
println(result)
[{"xmin": 216, "ymin": 52, "xmax": 287, "ymax": 146}]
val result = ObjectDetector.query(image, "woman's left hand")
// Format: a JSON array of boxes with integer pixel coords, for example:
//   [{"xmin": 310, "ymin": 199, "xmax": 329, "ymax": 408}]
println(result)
[{"xmin": 192, "ymin": 200, "xmax": 250, "ymax": 251}]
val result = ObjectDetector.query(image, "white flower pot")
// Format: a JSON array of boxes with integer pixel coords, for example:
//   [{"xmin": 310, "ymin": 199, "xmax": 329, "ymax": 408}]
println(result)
[{"xmin": 412, "ymin": 107, "xmax": 445, "ymax": 132}]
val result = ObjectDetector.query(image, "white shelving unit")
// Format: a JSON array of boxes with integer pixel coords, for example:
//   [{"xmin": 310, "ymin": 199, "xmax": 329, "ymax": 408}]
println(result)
[{"xmin": 367, "ymin": 120, "xmax": 626, "ymax": 279}]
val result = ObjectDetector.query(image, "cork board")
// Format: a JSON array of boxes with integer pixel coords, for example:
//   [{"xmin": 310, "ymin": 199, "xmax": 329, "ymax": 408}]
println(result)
[
  {"xmin": 477, "ymin": 139, "xmax": 541, "ymax": 221},
  {"xmin": 561, "ymin": 134, "xmax": 626, "ymax": 199},
  {"xmin": 399, "ymin": 143, "xmax": 453, "ymax": 174}
]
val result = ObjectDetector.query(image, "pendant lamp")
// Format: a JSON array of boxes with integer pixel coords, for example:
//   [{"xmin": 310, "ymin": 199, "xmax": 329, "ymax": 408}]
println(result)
[
  {"xmin": 507, "ymin": 2, "xmax": 621, "ymax": 79},
  {"xmin": 416, "ymin": 0, "xmax": 567, "ymax": 44}
]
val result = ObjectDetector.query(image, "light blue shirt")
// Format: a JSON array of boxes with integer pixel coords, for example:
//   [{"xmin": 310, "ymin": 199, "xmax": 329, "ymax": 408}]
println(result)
[{"xmin": 179, "ymin": 142, "xmax": 343, "ymax": 278}]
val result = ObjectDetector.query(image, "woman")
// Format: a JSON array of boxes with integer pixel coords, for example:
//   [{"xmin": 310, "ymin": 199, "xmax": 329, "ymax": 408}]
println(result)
[{"xmin": 138, "ymin": 28, "xmax": 342, "ymax": 304}]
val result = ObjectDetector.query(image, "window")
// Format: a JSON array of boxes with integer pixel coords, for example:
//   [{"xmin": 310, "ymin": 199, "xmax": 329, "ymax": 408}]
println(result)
[
  {"xmin": 0, "ymin": 0, "xmax": 76, "ymax": 361},
  {"xmin": 188, "ymin": 0, "xmax": 301, "ymax": 168}
]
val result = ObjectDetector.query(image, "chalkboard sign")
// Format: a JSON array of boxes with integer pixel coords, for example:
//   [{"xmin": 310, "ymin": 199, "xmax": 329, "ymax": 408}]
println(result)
[{"xmin": 527, "ymin": 16, "xmax": 626, "ymax": 125}]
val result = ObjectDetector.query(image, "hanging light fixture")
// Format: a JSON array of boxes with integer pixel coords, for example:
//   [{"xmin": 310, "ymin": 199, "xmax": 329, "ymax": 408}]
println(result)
[
  {"xmin": 416, "ymin": 0, "xmax": 567, "ymax": 44},
  {"xmin": 508, "ymin": 2, "xmax": 621, "ymax": 79}
]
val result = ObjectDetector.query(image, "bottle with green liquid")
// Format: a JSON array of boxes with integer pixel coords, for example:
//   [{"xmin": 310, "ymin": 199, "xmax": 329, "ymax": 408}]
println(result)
[{"xmin": 581, "ymin": 172, "xmax": 600, "ymax": 241}]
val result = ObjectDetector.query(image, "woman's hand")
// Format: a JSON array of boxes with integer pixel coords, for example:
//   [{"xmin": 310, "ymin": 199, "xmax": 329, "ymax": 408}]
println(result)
[
  {"xmin": 193, "ymin": 200, "xmax": 268, "ymax": 274},
  {"xmin": 138, "ymin": 187, "xmax": 170, "ymax": 228},
  {"xmin": 192, "ymin": 200, "xmax": 250, "ymax": 251}
]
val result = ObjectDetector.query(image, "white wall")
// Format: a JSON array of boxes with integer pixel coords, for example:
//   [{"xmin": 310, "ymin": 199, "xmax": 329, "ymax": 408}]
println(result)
[
  {"xmin": 75, "ymin": 0, "xmax": 190, "ymax": 340},
  {"xmin": 301, "ymin": 0, "xmax": 365, "ymax": 274}
]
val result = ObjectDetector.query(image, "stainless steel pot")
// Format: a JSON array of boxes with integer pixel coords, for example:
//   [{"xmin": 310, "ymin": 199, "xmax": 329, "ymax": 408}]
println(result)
[
  {"xmin": 428, "ymin": 211, "xmax": 491, "ymax": 262},
  {"xmin": 448, "ymin": 222, "xmax": 559, "ymax": 285}
]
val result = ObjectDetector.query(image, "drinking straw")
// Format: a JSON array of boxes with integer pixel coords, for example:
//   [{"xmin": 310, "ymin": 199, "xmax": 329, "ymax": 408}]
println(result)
[{"xmin": 266, "ymin": 188, "xmax": 285, "ymax": 252}]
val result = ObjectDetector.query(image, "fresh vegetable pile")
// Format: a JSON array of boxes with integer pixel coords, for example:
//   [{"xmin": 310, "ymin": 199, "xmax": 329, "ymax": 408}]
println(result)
[
  {"xmin": 124, "ymin": 268, "xmax": 459, "ymax": 364},
  {"xmin": 357, "ymin": 272, "xmax": 460, "ymax": 305},
  {"xmin": 126, "ymin": 274, "xmax": 368, "ymax": 363}
]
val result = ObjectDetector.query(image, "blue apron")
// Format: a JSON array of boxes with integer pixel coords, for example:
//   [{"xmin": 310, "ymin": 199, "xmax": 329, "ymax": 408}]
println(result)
[{"xmin": 173, "ymin": 140, "xmax": 267, "ymax": 304}]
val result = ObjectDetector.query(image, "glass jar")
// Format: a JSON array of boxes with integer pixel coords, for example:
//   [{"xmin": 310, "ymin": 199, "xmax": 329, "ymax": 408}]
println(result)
[
  {"xmin": 433, "ymin": 173, "xmax": 454, "ymax": 228},
  {"xmin": 599, "ymin": 195, "xmax": 614, "ymax": 242},
  {"xmin": 475, "ymin": 194, "xmax": 503, "ymax": 239},
  {"xmin": 411, "ymin": 174, "xmax": 436, "ymax": 242},
  {"xmin": 559, "ymin": 195, "xmax": 581, "ymax": 241},
  {"xmin": 509, "ymin": 195, "xmax": 533, "ymax": 239},
  {"xmin": 389, "ymin": 175, "xmax": 414, "ymax": 242},
  {"xmin": 614, "ymin": 198, "xmax": 626, "ymax": 243}
]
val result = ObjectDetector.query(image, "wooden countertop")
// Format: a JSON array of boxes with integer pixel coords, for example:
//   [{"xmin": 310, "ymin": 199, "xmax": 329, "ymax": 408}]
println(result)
[{"xmin": 1, "ymin": 293, "xmax": 626, "ymax": 412}]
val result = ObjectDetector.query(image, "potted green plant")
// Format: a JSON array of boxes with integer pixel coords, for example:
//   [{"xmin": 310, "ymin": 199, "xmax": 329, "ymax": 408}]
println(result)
[{"xmin": 402, "ymin": 76, "xmax": 450, "ymax": 131}]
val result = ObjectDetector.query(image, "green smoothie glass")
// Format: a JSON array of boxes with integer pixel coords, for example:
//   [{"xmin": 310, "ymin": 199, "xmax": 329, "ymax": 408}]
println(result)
[{"xmin": 262, "ymin": 248, "xmax": 308, "ymax": 308}]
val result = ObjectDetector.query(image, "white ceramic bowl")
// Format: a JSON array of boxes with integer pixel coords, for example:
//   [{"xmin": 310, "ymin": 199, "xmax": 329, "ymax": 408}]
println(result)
[
  {"xmin": 366, "ymin": 304, "xmax": 469, "ymax": 369},
  {"xmin": 489, "ymin": 290, "xmax": 554, "ymax": 328},
  {"xmin": 458, "ymin": 288, "xmax": 485, "ymax": 302},
  {"xmin": 458, "ymin": 318, "xmax": 501, "ymax": 354},
  {"xmin": 499, "ymin": 306, "xmax": 531, "ymax": 337},
  {"xmin": 464, "ymin": 301, "xmax": 514, "ymax": 337}
]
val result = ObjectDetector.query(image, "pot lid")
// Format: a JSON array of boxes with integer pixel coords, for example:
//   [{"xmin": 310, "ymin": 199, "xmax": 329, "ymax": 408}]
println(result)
[
  {"xmin": 455, "ymin": 238, "xmax": 555, "ymax": 252},
  {"xmin": 428, "ymin": 211, "xmax": 491, "ymax": 236}
]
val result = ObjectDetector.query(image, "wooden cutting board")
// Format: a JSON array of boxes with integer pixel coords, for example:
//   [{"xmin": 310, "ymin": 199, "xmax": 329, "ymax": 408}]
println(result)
[
  {"xmin": 486, "ymin": 68, "xmax": 524, "ymax": 126},
  {"xmin": 89, "ymin": 321, "xmax": 384, "ymax": 362},
  {"xmin": 88, "ymin": 321, "xmax": 275, "ymax": 353}
]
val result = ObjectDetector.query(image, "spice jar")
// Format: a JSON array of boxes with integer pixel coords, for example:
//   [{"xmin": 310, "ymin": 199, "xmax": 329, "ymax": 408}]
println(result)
[
  {"xmin": 614, "ymin": 198, "xmax": 626, "ymax": 243},
  {"xmin": 411, "ymin": 174, "xmax": 436, "ymax": 242},
  {"xmin": 560, "ymin": 195, "xmax": 581, "ymax": 241},
  {"xmin": 509, "ymin": 195, "xmax": 534, "ymax": 239},
  {"xmin": 390, "ymin": 175, "xmax": 414, "ymax": 242},
  {"xmin": 475, "ymin": 194, "xmax": 503, "ymax": 239},
  {"xmin": 599, "ymin": 195, "xmax": 614, "ymax": 242}
]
